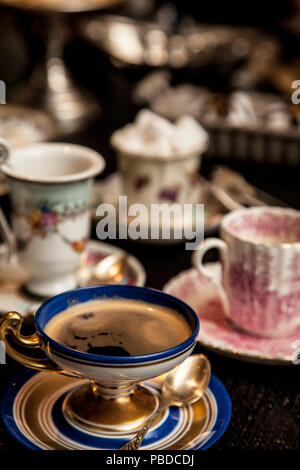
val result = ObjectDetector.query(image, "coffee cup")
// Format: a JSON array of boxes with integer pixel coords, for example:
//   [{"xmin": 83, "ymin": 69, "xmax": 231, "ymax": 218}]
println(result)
[
  {"xmin": 0, "ymin": 284, "xmax": 199, "ymax": 432},
  {"xmin": 193, "ymin": 206, "xmax": 300, "ymax": 338},
  {"xmin": 0, "ymin": 140, "xmax": 105, "ymax": 297}
]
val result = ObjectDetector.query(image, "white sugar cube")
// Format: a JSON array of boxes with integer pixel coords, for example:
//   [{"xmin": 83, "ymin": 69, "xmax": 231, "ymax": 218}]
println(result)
[
  {"xmin": 111, "ymin": 109, "xmax": 209, "ymax": 158},
  {"xmin": 110, "ymin": 124, "xmax": 130, "ymax": 149},
  {"xmin": 136, "ymin": 109, "xmax": 174, "ymax": 141},
  {"xmin": 172, "ymin": 115, "xmax": 209, "ymax": 155},
  {"xmin": 144, "ymin": 135, "xmax": 173, "ymax": 157},
  {"xmin": 111, "ymin": 124, "xmax": 144, "ymax": 155},
  {"xmin": 124, "ymin": 131, "xmax": 146, "ymax": 155},
  {"xmin": 266, "ymin": 111, "xmax": 290, "ymax": 130},
  {"xmin": 228, "ymin": 91, "xmax": 257, "ymax": 126}
]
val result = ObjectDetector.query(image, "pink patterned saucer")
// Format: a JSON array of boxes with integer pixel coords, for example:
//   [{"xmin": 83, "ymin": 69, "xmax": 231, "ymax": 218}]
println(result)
[{"xmin": 164, "ymin": 263, "xmax": 300, "ymax": 365}]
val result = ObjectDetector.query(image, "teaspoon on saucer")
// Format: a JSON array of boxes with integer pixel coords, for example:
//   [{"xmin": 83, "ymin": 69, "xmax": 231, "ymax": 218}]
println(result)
[
  {"xmin": 121, "ymin": 354, "xmax": 211, "ymax": 450},
  {"xmin": 93, "ymin": 252, "xmax": 128, "ymax": 283},
  {"xmin": 79, "ymin": 251, "xmax": 129, "ymax": 285}
]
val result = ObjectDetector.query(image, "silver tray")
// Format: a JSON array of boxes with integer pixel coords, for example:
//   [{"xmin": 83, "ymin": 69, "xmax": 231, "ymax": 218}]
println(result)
[{"xmin": 0, "ymin": 0, "xmax": 122, "ymax": 13}]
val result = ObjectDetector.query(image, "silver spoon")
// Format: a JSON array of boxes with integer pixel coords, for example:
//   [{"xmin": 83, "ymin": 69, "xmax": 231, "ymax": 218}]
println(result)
[
  {"xmin": 85, "ymin": 252, "xmax": 128, "ymax": 284},
  {"xmin": 121, "ymin": 354, "xmax": 211, "ymax": 450},
  {"xmin": 78, "ymin": 252, "xmax": 129, "ymax": 287}
]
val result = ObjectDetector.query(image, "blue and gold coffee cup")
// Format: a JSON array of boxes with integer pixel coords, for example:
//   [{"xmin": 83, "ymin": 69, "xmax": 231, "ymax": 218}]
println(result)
[{"xmin": 0, "ymin": 285, "xmax": 199, "ymax": 433}]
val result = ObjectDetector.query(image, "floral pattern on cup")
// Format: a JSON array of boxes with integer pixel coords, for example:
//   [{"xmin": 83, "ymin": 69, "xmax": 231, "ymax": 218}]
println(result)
[
  {"xmin": 134, "ymin": 176, "xmax": 150, "ymax": 191},
  {"xmin": 117, "ymin": 151, "xmax": 202, "ymax": 208},
  {"xmin": 159, "ymin": 186, "xmax": 180, "ymax": 202},
  {"xmin": 15, "ymin": 202, "xmax": 88, "ymax": 253},
  {"xmin": 31, "ymin": 206, "xmax": 59, "ymax": 231}
]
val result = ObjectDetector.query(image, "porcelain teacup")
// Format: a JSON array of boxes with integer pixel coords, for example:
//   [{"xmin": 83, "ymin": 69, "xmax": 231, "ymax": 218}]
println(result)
[
  {"xmin": 193, "ymin": 206, "xmax": 300, "ymax": 338},
  {"xmin": 0, "ymin": 140, "xmax": 105, "ymax": 297},
  {"xmin": 0, "ymin": 284, "xmax": 199, "ymax": 433},
  {"xmin": 116, "ymin": 148, "xmax": 203, "ymax": 208}
]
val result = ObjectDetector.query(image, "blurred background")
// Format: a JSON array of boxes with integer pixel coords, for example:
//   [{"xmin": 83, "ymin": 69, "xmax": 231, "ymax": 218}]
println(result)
[{"xmin": 0, "ymin": 0, "xmax": 299, "ymax": 203}]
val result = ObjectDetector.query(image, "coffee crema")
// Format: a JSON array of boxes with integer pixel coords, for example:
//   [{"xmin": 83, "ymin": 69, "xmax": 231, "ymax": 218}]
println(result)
[{"xmin": 44, "ymin": 299, "xmax": 192, "ymax": 357}]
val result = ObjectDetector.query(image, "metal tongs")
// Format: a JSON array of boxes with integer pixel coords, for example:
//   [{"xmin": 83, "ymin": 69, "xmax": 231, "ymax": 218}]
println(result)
[
  {"xmin": 201, "ymin": 165, "xmax": 288, "ymax": 212},
  {"xmin": 211, "ymin": 166, "xmax": 288, "ymax": 208}
]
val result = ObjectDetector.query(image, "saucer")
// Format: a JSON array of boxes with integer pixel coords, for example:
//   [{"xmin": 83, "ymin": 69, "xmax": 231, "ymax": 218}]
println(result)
[
  {"xmin": 91, "ymin": 173, "xmax": 225, "ymax": 244},
  {"xmin": 163, "ymin": 263, "xmax": 300, "ymax": 365},
  {"xmin": 1, "ymin": 368, "xmax": 231, "ymax": 450},
  {"xmin": 0, "ymin": 240, "xmax": 145, "ymax": 318},
  {"xmin": 0, "ymin": 105, "xmax": 57, "ymax": 196}
]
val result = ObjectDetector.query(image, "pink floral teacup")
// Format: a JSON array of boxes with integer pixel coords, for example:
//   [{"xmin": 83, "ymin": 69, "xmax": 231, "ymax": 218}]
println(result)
[
  {"xmin": 193, "ymin": 206, "xmax": 300, "ymax": 338},
  {"xmin": 0, "ymin": 141, "xmax": 104, "ymax": 297}
]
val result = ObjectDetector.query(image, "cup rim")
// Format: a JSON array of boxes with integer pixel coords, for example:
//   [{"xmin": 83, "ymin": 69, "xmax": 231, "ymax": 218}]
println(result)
[
  {"xmin": 1, "ymin": 142, "xmax": 105, "ymax": 184},
  {"xmin": 35, "ymin": 285, "xmax": 199, "ymax": 365},
  {"xmin": 221, "ymin": 206, "xmax": 300, "ymax": 248}
]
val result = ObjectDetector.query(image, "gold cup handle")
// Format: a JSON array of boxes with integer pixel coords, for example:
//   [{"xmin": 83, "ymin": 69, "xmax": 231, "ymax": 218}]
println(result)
[{"xmin": 0, "ymin": 311, "xmax": 64, "ymax": 373}]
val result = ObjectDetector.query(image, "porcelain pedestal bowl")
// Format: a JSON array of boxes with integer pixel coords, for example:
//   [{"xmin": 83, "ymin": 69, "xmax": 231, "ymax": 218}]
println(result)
[{"xmin": 0, "ymin": 285, "xmax": 199, "ymax": 434}]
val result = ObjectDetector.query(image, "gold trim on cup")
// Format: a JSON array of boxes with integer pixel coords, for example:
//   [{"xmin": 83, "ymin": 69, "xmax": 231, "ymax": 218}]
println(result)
[{"xmin": 0, "ymin": 312, "xmax": 69, "ymax": 374}]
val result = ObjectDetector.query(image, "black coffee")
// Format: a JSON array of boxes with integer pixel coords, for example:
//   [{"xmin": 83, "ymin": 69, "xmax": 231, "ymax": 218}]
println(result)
[{"xmin": 44, "ymin": 298, "xmax": 192, "ymax": 357}]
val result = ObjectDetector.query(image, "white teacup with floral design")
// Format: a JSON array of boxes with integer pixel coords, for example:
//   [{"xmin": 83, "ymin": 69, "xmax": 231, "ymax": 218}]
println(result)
[
  {"xmin": 0, "ymin": 141, "xmax": 105, "ymax": 297},
  {"xmin": 193, "ymin": 207, "xmax": 300, "ymax": 338},
  {"xmin": 117, "ymin": 149, "xmax": 202, "ymax": 208}
]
